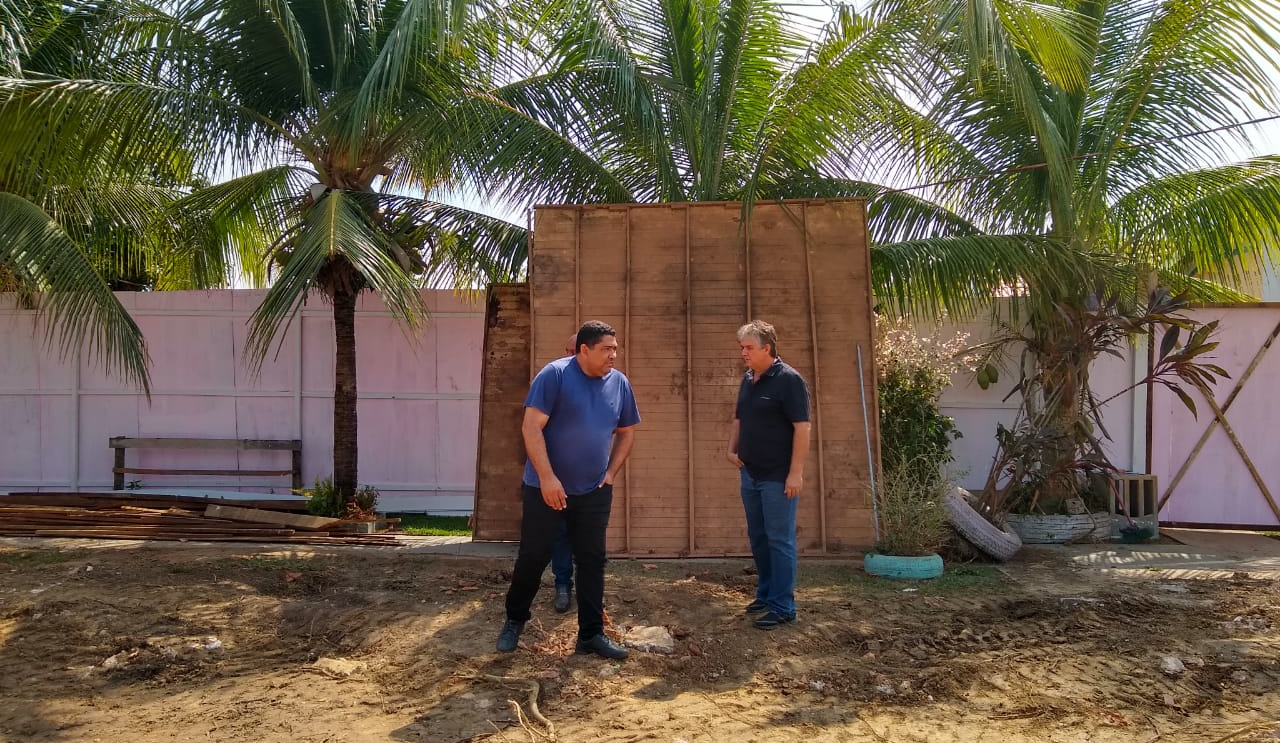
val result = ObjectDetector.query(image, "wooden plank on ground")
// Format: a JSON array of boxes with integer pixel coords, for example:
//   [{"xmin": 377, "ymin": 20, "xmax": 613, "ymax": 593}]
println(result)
[{"xmin": 204, "ymin": 504, "xmax": 340, "ymax": 531}]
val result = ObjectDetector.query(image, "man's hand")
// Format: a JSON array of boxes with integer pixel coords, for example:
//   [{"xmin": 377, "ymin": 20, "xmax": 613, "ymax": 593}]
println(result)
[
  {"xmin": 727, "ymin": 451, "xmax": 744, "ymax": 468},
  {"xmin": 541, "ymin": 477, "xmax": 568, "ymax": 510},
  {"xmin": 602, "ymin": 471, "xmax": 615, "ymax": 486},
  {"xmin": 784, "ymin": 472, "xmax": 803, "ymax": 498}
]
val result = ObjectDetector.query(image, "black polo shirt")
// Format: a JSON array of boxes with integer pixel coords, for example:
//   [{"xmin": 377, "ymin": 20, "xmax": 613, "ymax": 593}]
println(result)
[{"xmin": 735, "ymin": 358, "xmax": 810, "ymax": 483}]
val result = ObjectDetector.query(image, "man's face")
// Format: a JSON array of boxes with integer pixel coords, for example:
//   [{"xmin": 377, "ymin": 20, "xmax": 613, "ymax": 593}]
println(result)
[
  {"xmin": 565, "ymin": 335, "xmax": 578, "ymax": 356},
  {"xmin": 578, "ymin": 335, "xmax": 618, "ymax": 377},
  {"xmin": 740, "ymin": 337, "xmax": 773, "ymax": 373}
]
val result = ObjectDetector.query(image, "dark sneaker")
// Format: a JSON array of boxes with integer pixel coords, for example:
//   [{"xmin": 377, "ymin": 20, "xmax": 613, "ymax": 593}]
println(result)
[
  {"xmin": 744, "ymin": 599, "xmax": 769, "ymax": 614},
  {"xmin": 575, "ymin": 633, "xmax": 628, "ymax": 660},
  {"xmin": 753, "ymin": 611, "xmax": 796, "ymax": 630},
  {"xmin": 496, "ymin": 620, "xmax": 525, "ymax": 652},
  {"xmin": 554, "ymin": 586, "xmax": 572, "ymax": 613}
]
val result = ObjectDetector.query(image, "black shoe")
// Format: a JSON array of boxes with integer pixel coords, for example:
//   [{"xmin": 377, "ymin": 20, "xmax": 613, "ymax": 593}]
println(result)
[
  {"xmin": 496, "ymin": 620, "xmax": 524, "ymax": 652},
  {"xmin": 754, "ymin": 611, "xmax": 796, "ymax": 630},
  {"xmin": 575, "ymin": 633, "xmax": 628, "ymax": 660},
  {"xmin": 554, "ymin": 586, "xmax": 572, "ymax": 613},
  {"xmin": 744, "ymin": 599, "xmax": 769, "ymax": 614}
]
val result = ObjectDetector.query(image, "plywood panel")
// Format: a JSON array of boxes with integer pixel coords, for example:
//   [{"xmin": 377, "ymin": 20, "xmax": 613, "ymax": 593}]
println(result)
[
  {"xmin": 472, "ymin": 284, "xmax": 531, "ymax": 542},
  {"xmin": 477, "ymin": 199, "xmax": 878, "ymax": 554}
]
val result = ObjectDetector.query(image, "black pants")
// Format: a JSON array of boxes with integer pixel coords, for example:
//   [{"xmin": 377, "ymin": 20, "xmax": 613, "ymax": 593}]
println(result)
[{"xmin": 505, "ymin": 483, "xmax": 612, "ymax": 639}]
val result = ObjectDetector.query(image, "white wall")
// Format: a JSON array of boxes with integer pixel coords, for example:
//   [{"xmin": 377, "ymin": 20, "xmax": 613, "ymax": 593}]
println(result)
[{"xmin": 0, "ymin": 290, "xmax": 485, "ymax": 514}]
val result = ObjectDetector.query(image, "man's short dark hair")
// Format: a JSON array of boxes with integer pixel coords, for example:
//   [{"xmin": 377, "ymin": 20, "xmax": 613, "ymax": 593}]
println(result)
[
  {"xmin": 737, "ymin": 320, "xmax": 778, "ymax": 358},
  {"xmin": 576, "ymin": 320, "xmax": 616, "ymax": 351}
]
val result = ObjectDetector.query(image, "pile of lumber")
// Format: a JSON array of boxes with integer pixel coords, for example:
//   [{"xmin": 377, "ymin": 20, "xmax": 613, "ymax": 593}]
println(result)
[{"xmin": 0, "ymin": 496, "xmax": 401, "ymax": 546}]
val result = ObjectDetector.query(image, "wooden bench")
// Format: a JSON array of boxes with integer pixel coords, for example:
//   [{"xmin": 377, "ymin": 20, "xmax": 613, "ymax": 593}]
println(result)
[{"xmin": 109, "ymin": 437, "xmax": 303, "ymax": 491}]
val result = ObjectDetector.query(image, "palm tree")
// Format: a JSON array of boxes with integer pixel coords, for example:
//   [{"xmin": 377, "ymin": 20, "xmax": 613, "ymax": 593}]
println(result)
[
  {"xmin": 857, "ymin": 0, "xmax": 1280, "ymax": 510},
  {"xmin": 0, "ymin": 0, "xmax": 157, "ymax": 392},
  {"xmin": 459, "ymin": 0, "xmax": 1280, "ymax": 511},
  {"xmin": 0, "ymin": 0, "xmax": 528, "ymax": 500}
]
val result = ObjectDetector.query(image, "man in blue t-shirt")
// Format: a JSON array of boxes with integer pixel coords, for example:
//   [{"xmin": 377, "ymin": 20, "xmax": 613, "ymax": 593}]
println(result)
[
  {"xmin": 496, "ymin": 320, "xmax": 641, "ymax": 659},
  {"xmin": 726, "ymin": 320, "xmax": 811, "ymax": 630}
]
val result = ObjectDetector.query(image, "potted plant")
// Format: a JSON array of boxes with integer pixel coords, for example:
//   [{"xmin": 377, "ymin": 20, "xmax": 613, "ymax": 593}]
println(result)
[
  {"xmin": 866, "ymin": 316, "xmax": 972, "ymax": 579},
  {"xmin": 972, "ymin": 289, "xmax": 1228, "ymax": 541}
]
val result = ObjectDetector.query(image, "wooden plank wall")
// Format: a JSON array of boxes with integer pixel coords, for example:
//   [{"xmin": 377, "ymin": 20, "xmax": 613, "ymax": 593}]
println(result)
[
  {"xmin": 471, "ymin": 284, "xmax": 531, "ymax": 541},
  {"xmin": 476, "ymin": 200, "xmax": 878, "ymax": 554}
]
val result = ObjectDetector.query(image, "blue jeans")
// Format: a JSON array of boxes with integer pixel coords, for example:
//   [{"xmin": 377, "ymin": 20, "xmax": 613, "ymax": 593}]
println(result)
[
  {"xmin": 740, "ymin": 468, "xmax": 798, "ymax": 617},
  {"xmin": 551, "ymin": 521, "xmax": 573, "ymax": 589}
]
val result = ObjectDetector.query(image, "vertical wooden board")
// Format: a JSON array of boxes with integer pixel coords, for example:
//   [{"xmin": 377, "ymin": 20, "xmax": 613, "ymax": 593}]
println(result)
[
  {"xmin": 807, "ymin": 200, "xmax": 877, "ymax": 551},
  {"xmin": 687, "ymin": 203, "xmax": 751, "ymax": 552},
  {"xmin": 473, "ymin": 284, "xmax": 531, "ymax": 542},
  {"xmin": 531, "ymin": 208, "xmax": 579, "ymax": 377},
  {"xmin": 508, "ymin": 200, "xmax": 876, "ymax": 554},
  {"xmin": 623, "ymin": 205, "xmax": 692, "ymax": 554}
]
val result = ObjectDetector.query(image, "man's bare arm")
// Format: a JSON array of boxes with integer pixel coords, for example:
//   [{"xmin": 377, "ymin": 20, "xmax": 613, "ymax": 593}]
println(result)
[
  {"xmin": 784, "ymin": 422, "xmax": 811, "ymax": 498},
  {"xmin": 726, "ymin": 418, "xmax": 743, "ymax": 468},
  {"xmin": 522, "ymin": 407, "xmax": 567, "ymax": 509}
]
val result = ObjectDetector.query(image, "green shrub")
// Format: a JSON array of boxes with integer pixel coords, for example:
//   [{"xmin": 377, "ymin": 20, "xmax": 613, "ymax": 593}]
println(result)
[
  {"xmin": 301, "ymin": 477, "xmax": 344, "ymax": 518},
  {"xmin": 349, "ymin": 485, "xmax": 380, "ymax": 519},
  {"xmin": 875, "ymin": 315, "xmax": 970, "ymax": 490},
  {"xmin": 874, "ymin": 315, "xmax": 973, "ymax": 555},
  {"xmin": 873, "ymin": 459, "xmax": 952, "ymax": 556},
  {"xmin": 298, "ymin": 478, "xmax": 381, "ymax": 519}
]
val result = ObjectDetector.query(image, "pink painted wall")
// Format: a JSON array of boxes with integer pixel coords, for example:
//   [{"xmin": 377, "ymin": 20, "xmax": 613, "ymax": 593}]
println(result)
[
  {"xmin": 0, "ymin": 290, "xmax": 484, "ymax": 513},
  {"xmin": 1151, "ymin": 307, "xmax": 1280, "ymax": 527},
  {"xmin": 5, "ymin": 290, "xmax": 1276, "ymax": 524}
]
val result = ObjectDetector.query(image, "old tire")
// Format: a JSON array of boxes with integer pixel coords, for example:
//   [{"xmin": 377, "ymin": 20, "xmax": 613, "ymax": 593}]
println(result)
[
  {"xmin": 944, "ymin": 488, "xmax": 1022, "ymax": 562},
  {"xmin": 863, "ymin": 552, "xmax": 944, "ymax": 580}
]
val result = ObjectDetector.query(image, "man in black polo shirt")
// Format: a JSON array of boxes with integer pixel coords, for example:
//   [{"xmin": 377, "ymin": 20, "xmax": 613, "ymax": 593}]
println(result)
[{"xmin": 726, "ymin": 320, "xmax": 811, "ymax": 629}]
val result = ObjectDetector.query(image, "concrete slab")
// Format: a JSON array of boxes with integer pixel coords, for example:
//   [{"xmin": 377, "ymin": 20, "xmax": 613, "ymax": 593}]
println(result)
[{"xmin": 1162, "ymin": 527, "xmax": 1280, "ymax": 558}]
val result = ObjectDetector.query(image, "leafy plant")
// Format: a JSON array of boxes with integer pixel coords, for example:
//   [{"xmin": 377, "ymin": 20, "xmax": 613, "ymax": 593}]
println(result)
[
  {"xmin": 874, "ymin": 315, "xmax": 973, "ymax": 554},
  {"xmin": 876, "ymin": 315, "xmax": 973, "ymax": 490},
  {"xmin": 348, "ymin": 486, "xmax": 380, "ymax": 520},
  {"xmin": 300, "ymin": 477, "xmax": 380, "ymax": 519},
  {"xmin": 975, "ymin": 289, "xmax": 1229, "ymax": 516},
  {"xmin": 300, "ymin": 477, "xmax": 343, "ymax": 518},
  {"xmin": 874, "ymin": 458, "xmax": 953, "ymax": 556}
]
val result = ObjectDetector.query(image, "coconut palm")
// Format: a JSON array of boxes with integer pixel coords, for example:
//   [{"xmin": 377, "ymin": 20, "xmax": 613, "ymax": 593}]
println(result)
[
  {"xmin": 810, "ymin": 0, "xmax": 1280, "ymax": 510},
  {"xmin": 0, "ymin": 0, "xmax": 159, "ymax": 392},
  {"xmin": 0, "ymin": 0, "xmax": 528, "ymax": 500},
  {"xmin": 461, "ymin": 0, "xmax": 1280, "ymax": 511}
]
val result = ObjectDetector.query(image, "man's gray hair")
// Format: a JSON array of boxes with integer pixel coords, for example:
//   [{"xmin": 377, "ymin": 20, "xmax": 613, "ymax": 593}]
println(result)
[{"xmin": 737, "ymin": 320, "xmax": 778, "ymax": 358}]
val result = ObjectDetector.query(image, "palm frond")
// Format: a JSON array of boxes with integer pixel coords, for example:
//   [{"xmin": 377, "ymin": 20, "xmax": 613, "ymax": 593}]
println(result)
[
  {"xmin": 871, "ymin": 234, "xmax": 1093, "ymax": 318},
  {"xmin": 244, "ymin": 190, "xmax": 429, "ymax": 372},
  {"xmin": 1113, "ymin": 156, "xmax": 1280, "ymax": 287},
  {"xmin": 0, "ymin": 191, "xmax": 150, "ymax": 392},
  {"xmin": 164, "ymin": 165, "xmax": 314, "ymax": 289}
]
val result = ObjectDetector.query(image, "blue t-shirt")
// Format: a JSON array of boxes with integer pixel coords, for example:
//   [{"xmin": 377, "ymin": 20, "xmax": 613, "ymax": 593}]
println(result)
[{"xmin": 522, "ymin": 356, "xmax": 641, "ymax": 495}]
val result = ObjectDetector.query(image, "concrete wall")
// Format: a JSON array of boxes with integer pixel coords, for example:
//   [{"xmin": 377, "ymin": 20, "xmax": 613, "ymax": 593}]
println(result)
[{"xmin": 0, "ymin": 289, "xmax": 484, "ymax": 513}]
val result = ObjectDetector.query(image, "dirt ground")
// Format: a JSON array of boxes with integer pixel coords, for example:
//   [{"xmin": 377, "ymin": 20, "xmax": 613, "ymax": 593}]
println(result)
[{"xmin": 0, "ymin": 539, "xmax": 1277, "ymax": 743}]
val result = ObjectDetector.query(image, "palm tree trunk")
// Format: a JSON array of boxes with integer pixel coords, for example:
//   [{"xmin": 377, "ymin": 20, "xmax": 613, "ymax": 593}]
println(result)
[{"xmin": 332, "ymin": 280, "xmax": 358, "ymax": 504}]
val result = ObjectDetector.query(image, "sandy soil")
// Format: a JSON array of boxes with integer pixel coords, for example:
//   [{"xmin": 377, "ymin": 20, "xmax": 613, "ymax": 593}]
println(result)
[{"xmin": 0, "ymin": 540, "xmax": 1277, "ymax": 743}]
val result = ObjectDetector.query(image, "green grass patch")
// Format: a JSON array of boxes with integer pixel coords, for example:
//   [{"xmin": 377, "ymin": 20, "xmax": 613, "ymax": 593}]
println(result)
[
  {"xmin": 1262, "ymin": 531, "xmax": 1280, "ymax": 541},
  {"xmin": 0, "ymin": 550, "xmax": 87, "ymax": 568},
  {"xmin": 391, "ymin": 514, "xmax": 471, "ymax": 536}
]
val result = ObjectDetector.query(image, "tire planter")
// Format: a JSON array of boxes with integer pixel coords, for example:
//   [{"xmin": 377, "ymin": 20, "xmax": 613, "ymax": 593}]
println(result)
[
  {"xmin": 1005, "ymin": 512, "xmax": 1109, "ymax": 544},
  {"xmin": 943, "ymin": 488, "xmax": 1023, "ymax": 561},
  {"xmin": 863, "ymin": 552, "xmax": 944, "ymax": 580}
]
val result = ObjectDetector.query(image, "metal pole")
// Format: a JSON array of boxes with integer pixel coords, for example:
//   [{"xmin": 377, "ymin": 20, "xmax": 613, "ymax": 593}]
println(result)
[{"xmin": 857, "ymin": 344, "xmax": 880, "ymax": 545}]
